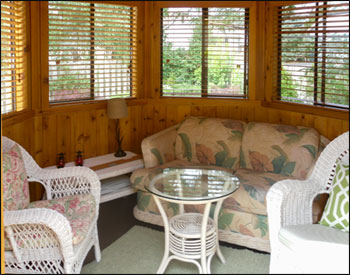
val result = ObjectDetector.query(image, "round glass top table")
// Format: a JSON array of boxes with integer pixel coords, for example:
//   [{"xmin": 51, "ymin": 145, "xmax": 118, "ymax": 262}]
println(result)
[{"xmin": 145, "ymin": 167, "xmax": 240, "ymax": 274}]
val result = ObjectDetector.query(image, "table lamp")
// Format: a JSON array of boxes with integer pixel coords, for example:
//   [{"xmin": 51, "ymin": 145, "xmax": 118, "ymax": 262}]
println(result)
[{"xmin": 107, "ymin": 98, "xmax": 128, "ymax": 157}]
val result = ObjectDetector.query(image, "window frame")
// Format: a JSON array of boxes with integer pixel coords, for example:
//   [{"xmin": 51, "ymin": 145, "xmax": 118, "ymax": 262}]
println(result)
[
  {"xmin": 160, "ymin": 6, "xmax": 250, "ymax": 99},
  {"xmin": 39, "ymin": 1, "xmax": 144, "ymax": 111},
  {"xmin": 149, "ymin": 1, "xmax": 257, "ymax": 101},
  {"xmin": 1, "ymin": 1, "xmax": 31, "ymax": 118},
  {"xmin": 264, "ymin": 1, "xmax": 349, "ymax": 119}
]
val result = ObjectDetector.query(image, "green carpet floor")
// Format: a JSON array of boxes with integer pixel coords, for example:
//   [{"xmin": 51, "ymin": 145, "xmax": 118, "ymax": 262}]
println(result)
[{"xmin": 82, "ymin": 225, "xmax": 270, "ymax": 274}]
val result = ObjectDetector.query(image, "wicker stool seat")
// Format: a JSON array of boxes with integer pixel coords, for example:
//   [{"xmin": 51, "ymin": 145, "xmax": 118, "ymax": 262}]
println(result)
[{"xmin": 169, "ymin": 213, "xmax": 217, "ymax": 259}]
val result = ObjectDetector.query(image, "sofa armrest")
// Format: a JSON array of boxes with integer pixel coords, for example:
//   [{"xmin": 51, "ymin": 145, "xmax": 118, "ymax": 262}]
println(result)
[
  {"xmin": 305, "ymin": 135, "xmax": 330, "ymax": 179},
  {"xmin": 141, "ymin": 124, "xmax": 179, "ymax": 168}
]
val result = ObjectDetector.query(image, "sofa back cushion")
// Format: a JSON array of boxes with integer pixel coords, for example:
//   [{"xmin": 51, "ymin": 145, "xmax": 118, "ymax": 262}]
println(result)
[
  {"xmin": 3, "ymin": 144, "xmax": 30, "ymax": 210},
  {"xmin": 241, "ymin": 122, "xmax": 320, "ymax": 179},
  {"xmin": 174, "ymin": 116, "xmax": 245, "ymax": 170}
]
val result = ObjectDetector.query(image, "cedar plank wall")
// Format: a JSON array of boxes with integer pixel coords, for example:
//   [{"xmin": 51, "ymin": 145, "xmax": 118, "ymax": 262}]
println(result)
[{"xmin": 2, "ymin": 1, "xmax": 349, "ymax": 201}]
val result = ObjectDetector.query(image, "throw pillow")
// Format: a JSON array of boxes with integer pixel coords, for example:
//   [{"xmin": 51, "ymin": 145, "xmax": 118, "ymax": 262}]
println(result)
[
  {"xmin": 319, "ymin": 159, "xmax": 349, "ymax": 232},
  {"xmin": 2, "ymin": 143, "xmax": 30, "ymax": 210}
]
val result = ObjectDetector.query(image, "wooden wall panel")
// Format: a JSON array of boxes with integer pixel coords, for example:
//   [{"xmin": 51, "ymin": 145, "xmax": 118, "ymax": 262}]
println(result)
[
  {"xmin": 125, "ymin": 99, "xmax": 349, "ymax": 147},
  {"xmin": 176, "ymin": 105, "xmax": 191, "ymax": 123},
  {"xmin": 153, "ymin": 104, "xmax": 167, "ymax": 133},
  {"xmin": 2, "ymin": 1, "xmax": 349, "ymax": 203},
  {"xmin": 72, "ymin": 110, "xmax": 97, "ymax": 160},
  {"xmin": 42, "ymin": 115, "xmax": 57, "ymax": 167},
  {"xmin": 32, "ymin": 116, "xmax": 43, "ymax": 165},
  {"xmin": 5, "ymin": 100, "xmax": 345, "ymax": 172},
  {"xmin": 2, "ymin": 97, "xmax": 349, "ymax": 203},
  {"xmin": 2, "ymin": 118, "xmax": 33, "ymax": 156},
  {"xmin": 56, "ymin": 113, "xmax": 73, "ymax": 162},
  {"xmin": 128, "ymin": 105, "xmax": 143, "ymax": 153},
  {"xmin": 96, "ymin": 109, "xmax": 109, "ymax": 156},
  {"xmin": 108, "ymin": 119, "xmax": 117, "ymax": 155}
]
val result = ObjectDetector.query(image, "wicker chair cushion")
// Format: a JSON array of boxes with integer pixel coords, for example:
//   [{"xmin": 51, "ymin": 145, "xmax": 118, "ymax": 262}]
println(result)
[
  {"xmin": 28, "ymin": 194, "xmax": 96, "ymax": 244},
  {"xmin": 241, "ymin": 122, "xmax": 320, "ymax": 179},
  {"xmin": 174, "ymin": 117, "xmax": 246, "ymax": 170},
  {"xmin": 4, "ymin": 193, "xmax": 97, "ymax": 251},
  {"xmin": 319, "ymin": 159, "xmax": 349, "ymax": 232},
  {"xmin": 2, "ymin": 144, "xmax": 30, "ymax": 211},
  {"xmin": 278, "ymin": 224, "xmax": 349, "ymax": 274},
  {"xmin": 279, "ymin": 224, "xmax": 349, "ymax": 254}
]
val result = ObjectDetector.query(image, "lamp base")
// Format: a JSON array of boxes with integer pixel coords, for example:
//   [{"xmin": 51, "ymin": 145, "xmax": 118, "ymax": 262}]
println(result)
[{"xmin": 114, "ymin": 149, "xmax": 126, "ymax": 158}]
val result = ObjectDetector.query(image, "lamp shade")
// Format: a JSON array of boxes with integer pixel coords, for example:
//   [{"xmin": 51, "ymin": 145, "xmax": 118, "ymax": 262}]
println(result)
[{"xmin": 107, "ymin": 98, "xmax": 128, "ymax": 119}]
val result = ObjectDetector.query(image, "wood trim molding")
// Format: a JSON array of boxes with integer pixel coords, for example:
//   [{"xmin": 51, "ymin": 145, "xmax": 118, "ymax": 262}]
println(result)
[
  {"xmin": 34, "ymin": 98, "xmax": 148, "ymax": 116},
  {"xmin": 154, "ymin": 1, "xmax": 256, "ymax": 8},
  {"xmin": 267, "ymin": 1, "xmax": 317, "ymax": 7},
  {"xmin": 82, "ymin": 1, "xmax": 144, "ymax": 7},
  {"xmin": 30, "ymin": 1, "xmax": 42, "ymax": 111},
  {"xmin": 2, "ymin": 110, "xmax": 35, "ymax": 128},
  {"xmin": 261, "ymin": 101, "xmax": 350, "ymax": 121}
]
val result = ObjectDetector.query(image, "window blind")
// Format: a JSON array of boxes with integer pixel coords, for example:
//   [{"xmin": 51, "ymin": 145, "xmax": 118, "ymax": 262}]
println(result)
[
  {"xmin": 1, "ymin": 1, "xmax": 27, "ymax": 115},
  {"xmin": 161, "ymin": 7, "xmax": 249, "ymax": 98},
  {"xmin": 48, "ymin": 1, "xmax": 137, "ymax": 103},
  {"xmin": 272, "ymin": 1, "xmax": 349, "ymax": 109}
]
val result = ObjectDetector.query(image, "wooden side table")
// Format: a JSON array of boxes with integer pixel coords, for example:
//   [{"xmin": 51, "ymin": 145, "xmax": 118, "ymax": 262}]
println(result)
[{"xmin": 45, "ymin": 152, "xmax": 144, "ymax": 203}]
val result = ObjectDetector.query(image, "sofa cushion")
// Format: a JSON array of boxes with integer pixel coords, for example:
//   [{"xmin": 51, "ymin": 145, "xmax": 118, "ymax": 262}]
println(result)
[
  {"xmin": 2, "ymin": 144, "xmax": 30, "ymax": 211},
  {"xmin": 183, "ymin": 168, "xmax": 323, "ymax": 220},
  {"xmin": 174, "ymin": 117, "xmax": 246, "ymax": 170},
  {"xmin": 241, "ymin": 122, "xmax": 320, "ymax": 179},
  {"xmin": 132, "ymin": 164, "xmax": 324, "ymax": 219},
  {"xmin": 319, "ymin": 159, "xmax": 349, "ymax": 232},
  {"xmin": 224, "ymin": 168, "xmax": 292, "ymax": 215},
  {"xmin": 131, "ymin": 159, "xmax": 234, "ymax": 192}
]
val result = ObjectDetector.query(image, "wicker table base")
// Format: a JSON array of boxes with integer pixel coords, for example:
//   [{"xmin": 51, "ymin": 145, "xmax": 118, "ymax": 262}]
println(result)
[
  {"xmin": 153, "ymin": 197, "xmax": 226, "ymax": 274},
  {"xmin": 146, "ymin": 168, "xmax": 239, "ymax": 274}
]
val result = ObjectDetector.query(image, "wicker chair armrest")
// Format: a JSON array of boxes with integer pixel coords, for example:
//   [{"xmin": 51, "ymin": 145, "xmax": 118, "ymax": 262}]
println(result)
[
  {"xmin": 266, "ymin": 179, "xmax": 321, "ymax": 254},
  {"xmin": 141, "ymin": 124, "xmax": 179, "ymax": 168},
  {"xmin": 4, "ymin": 208, "xmax": 75, "ymax": 270},
  {"xmin": 33, "ymin": 166, "xmax": 101, "ymax": 204}
]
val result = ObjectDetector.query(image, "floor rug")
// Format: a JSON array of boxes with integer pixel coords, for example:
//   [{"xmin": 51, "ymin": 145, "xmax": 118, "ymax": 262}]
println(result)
[{"xmin": 82, "ymin": 225, "xmax": 270, "ymax": 274}]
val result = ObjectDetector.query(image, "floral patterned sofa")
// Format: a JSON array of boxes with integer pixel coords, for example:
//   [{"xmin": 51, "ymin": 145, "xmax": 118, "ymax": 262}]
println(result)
[{"xmin": 130, "ymin": 116, "xmax": 329, "ymax": 252}]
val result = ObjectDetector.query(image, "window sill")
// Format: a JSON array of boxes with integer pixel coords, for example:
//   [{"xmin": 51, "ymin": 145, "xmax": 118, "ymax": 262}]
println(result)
[
  {"xmin": 2, "ymin": 109, "xmax": 35, "ymax": 127},
  {"xmin": 262, "ymin": 101, "xmax": 349, "ymax": 120}
]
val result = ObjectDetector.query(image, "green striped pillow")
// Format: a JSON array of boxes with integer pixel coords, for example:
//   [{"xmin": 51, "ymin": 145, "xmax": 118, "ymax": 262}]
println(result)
[{"xmin": 319, "ymin": 159, "xmax": 349, "ymax": 232}]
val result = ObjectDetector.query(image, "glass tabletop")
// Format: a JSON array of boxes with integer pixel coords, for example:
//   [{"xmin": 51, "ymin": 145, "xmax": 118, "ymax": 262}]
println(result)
[{"xmin": 145, "ymin": 167, "xmax": 240, "ymax": 201}]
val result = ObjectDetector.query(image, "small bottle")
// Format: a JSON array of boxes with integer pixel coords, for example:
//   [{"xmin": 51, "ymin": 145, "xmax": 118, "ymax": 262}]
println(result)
[
  {"xmin": 57, "ymin": 152, "xmax": 65, "ymax": 168},
  {"xmin": 75, "ymin": 150, "xmax": 84, "ymax": 166}
]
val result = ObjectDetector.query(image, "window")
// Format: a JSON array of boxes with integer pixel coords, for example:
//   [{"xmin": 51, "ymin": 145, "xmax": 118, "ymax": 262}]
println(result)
[
  {"xmin": 273, "ymin": 1, "xmax": 349, "ymax": 109},
  {"xmin": 48, "ymin": 1, "xmax": 137, "ymax": 103},
  {"xmin": 1, "ymin": 1, "xmax": 27, "ymax": 115},
  {"xmin": 161, "ymin": 7, "xmax": 249, "ymax": 98}
]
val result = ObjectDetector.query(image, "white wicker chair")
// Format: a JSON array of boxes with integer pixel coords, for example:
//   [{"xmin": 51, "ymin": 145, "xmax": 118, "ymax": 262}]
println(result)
[
  {"xmin": 2, "ymin": 136, "xmax": 101, "ymax": 274},
  {"xmin": 267, "ymin": 131, "xmax": 349, "ymax": 274}
]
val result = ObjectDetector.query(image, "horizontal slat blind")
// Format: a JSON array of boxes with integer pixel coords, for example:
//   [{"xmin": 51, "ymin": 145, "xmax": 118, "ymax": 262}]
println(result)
[
  {"xmin": 161, "ymin": 7, "xmax": 249, "ymax": 98},
  {"xmin": 1, "ymin": 1, "xmax": 27, "ymax": 115},
  {"xmin": 48, "ymin": 1, "xmax": 137, "ymax": 103},
  {"xmin": 272, "ymin": 1, "xmax": 349, "ymax": 109}
]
